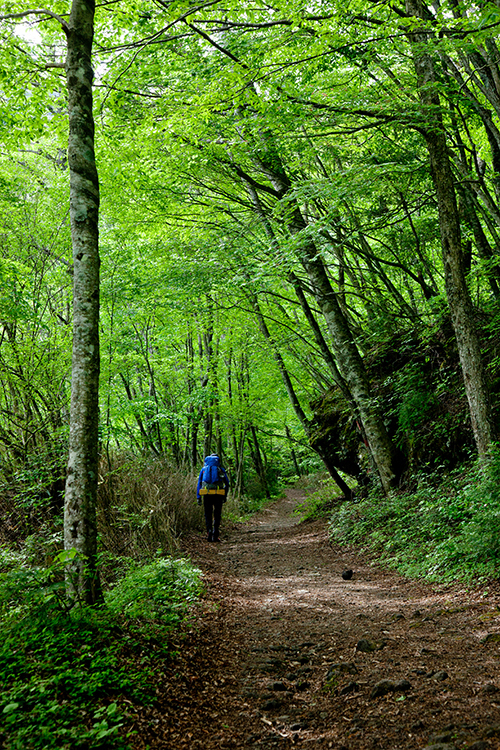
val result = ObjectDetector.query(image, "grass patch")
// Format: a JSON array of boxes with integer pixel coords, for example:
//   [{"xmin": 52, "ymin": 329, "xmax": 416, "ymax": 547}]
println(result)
[
  {"xmin": 0, "ymin": 555, "xmax": 202, "ymax": 749},
  {"xmin": 293, "ymin": 476, "xmax": 348, "ymax": 521},
  {"xmin": 225, "ymin": 489, "xmax": 285, "ymax": 523},
  {"xmin": 329, "ymin": 448, "xmax": 500, "ymax": 581}
]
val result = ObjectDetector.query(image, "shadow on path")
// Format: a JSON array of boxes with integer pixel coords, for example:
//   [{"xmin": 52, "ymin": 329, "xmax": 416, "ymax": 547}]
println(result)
[{"xmin": 134, "ymin": 489, "xmax": 500, "ymax": 750}]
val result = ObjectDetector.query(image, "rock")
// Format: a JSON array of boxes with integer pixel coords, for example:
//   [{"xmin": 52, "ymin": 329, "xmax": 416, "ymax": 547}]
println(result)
[
  {"xmin": 370, "ymin": 680, "xmax": 396, "ymax": 699},
  {"xmin": 356, "ymin": 638, "xmax": 385, "ymax": 653},
  {"xmin": 261, "ymin": 698, "xmax": 282, "ymax": 711},
  {"xmin": 339, "ymin": 681, "xmax": 359, "ymax": 695},
  {"xmin": 370, "ymin": 678, "xmax": 411, "ymax": 699},
  {"xmin": 432, "ymin": 671, "xmax": 449, "ymax": 681},
  {"xmin": 469, "ymin": 742, "xmax": 488, "ymax": 750},
  {"xmin": 270, "ymin": 681, "xmax": 287, "ymax": 691},
  {"xmin": 395, "ymin": 679, "xmax": 412, "ymax": 691},
  {"xmin": 342, "ymin": 569, "xmax": 353, "ymax": 580},
  {"xmin": 482, "ymin": 682, "xmax": 499, "ymax": 694},
  {"xmin": 295, "ymin": 679, "xmax": 310, "ymax": 691},
  {"xmin": 326, "ymin": 662, "xmax": 359, "ymax": 680}
]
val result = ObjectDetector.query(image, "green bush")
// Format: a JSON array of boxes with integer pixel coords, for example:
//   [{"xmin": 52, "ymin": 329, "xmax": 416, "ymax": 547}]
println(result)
[
  {"xmin": 293, "ymin": 477, "xmax": 345, "ymax": 521},
  {"xmin": 329, "ymin": 448, "xmax": 500, "ymax": 581},
  {"xmin": 105, "ymin": 556, "xmax": 202, "ymax": 621},
  {"xmin": 0, "ymin": 553, "xmax": 202, "ymax": 749}
]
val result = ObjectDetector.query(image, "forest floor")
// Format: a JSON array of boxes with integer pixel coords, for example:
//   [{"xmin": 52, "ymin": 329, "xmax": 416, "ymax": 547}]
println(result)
[{"xmin": 131, "ymin": 488, "xmax": 500, "ymax": 750}]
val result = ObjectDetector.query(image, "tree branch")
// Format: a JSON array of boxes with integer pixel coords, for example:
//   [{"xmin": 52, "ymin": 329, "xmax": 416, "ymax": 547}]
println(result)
[{"xmin": 0, "ymin": 8, "xmax": 69, "ymax": 32}]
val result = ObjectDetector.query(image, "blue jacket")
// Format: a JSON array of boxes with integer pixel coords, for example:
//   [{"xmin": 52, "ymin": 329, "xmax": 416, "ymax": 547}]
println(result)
[{"xmin": 197, "ymin": 460, "xmax": 230, "ymax": 501}]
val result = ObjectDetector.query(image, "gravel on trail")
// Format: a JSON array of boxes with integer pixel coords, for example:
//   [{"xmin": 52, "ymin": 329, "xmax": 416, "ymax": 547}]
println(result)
[{"xmin": 131, "ymin": 489, "xmax": 500, "ymax": 749}]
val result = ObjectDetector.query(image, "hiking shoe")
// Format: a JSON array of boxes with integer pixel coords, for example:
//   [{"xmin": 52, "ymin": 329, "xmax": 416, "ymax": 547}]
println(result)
[
  {"xmin": 213, "ymin": 535, "xmax": 220, "ymax": 543},
  {"xmin": 207, "ymin": 531, "xmax": 213, "ymax": 542}
]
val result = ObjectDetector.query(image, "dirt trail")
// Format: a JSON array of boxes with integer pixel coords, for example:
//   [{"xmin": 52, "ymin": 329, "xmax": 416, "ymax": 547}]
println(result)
[{"xmin": 135, "ymin": 489, "xmax": 500, "ymax": 750}]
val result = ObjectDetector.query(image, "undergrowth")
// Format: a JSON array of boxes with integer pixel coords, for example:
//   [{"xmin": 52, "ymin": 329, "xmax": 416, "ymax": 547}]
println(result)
[
  {"xmin": 328, "ymin": 446, "xmax": 500, "ymax": 581},
  {"xmin": 293, "ymin": 475, "xmax": 347, "ymax": 521},
  {"xmin": 0, "ymin": 555, "xmax": 202, "ymax": 749}
]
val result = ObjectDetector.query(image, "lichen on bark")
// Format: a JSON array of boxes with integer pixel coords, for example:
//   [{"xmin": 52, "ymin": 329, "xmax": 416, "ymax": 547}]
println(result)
[{"xmin": 63, "ymin": 0, "xmax": 102, "ymax": 605}]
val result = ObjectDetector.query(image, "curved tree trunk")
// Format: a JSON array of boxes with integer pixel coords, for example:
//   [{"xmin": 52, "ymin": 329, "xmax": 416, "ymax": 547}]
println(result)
[
  {"xmin": 297, "ymin": 239, "xmax": 397, "ymax": 493},
  {"xmin": 250, "ymin": 290, "xmax": 353, "ymax": 498},
  {"xmin": 244, "ymin": 176, "xmax": 394, "ymax": 493},
  {"xmin": 63, "ymin": 0, "xmax": 102, "ymax": 605},
  {"xmin": 406, "ymin": 0, "xmax": 496, "ymax": 456}
]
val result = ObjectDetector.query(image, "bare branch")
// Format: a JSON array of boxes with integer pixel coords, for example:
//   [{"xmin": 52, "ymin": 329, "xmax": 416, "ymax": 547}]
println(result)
[{"xmin": 0, "ymin": 8, "xmax": 69, "ymax": 32}]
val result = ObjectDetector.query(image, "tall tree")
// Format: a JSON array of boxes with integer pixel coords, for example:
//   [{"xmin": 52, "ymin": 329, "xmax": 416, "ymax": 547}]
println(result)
[
  {"xmin": 64, "ymin": 0, "xmax": 102, "ymax": 603},
  {"xmin": 405, "ymin": 0, "xmax": 496, "ymax": 456},
  {"xmin": 0, "ymin": 0, "xmax": 102, "ymax": 602}
]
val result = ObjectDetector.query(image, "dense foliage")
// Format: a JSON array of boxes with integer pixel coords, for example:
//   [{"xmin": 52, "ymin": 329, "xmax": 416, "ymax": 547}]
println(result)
[
  {"xmin": 2, "ymin": 0, "xmax": 500, "ymax": 742},
  {"xmin": 296, "ymin": 448, "xmax": 500, "ymax": 581},
  {"xmin": 0, "ymin": 553, "xmax": 202, "ymax": 749},
  {"xmin": 2, "ymin": 0, "xmax": 500, "ymax": 497}
]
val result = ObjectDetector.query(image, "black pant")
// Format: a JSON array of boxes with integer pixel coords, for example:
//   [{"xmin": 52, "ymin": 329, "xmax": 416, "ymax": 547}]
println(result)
[{"xmin": 203, "ymin": 496, "xmax": 224, "ymax": 539}]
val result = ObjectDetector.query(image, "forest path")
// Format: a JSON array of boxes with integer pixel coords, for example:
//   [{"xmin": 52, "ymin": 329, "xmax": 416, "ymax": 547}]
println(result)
[{"xmin": 135, "ymin": 489, "xmax": 500, "ymax": 750}]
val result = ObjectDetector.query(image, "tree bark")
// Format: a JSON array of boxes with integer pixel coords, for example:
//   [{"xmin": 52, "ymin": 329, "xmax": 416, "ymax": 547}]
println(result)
[
  {"xmin": 294, "ymin": 234, "xmax": 397, "ymax": 493},
  {"xmin": 243, "ymin": 176, "xmax": 390, "ymax": 497},
  {"xmin": 406, "ymin": 0, "xmax": 496, "ymax": 456},
  {"xmin": 249, "ymin": 425, "xmax": 270, "ymax": 499},
  {"xmin": 250, "ymin": 291, "xmax": 353, "ymax": 497},
  {"xmin": 285, "ymin": 424, "xmax": 301, "ymax": 477},
  {"xmin": 243, "ymin": 145, "xmax": 397, "ymax": 493},
  {"xmin": 63, "ymin": 0, "xmax": 102, "ymax": 604}
]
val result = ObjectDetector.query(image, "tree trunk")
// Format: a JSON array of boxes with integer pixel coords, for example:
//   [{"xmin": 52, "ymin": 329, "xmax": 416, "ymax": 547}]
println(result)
[
  {"xmin": 285, "ymin": 425, "xmax": 301, "ymax": 477},
  {"xmin": 250, "ymin": 290, "xmax": 353, "ymax": 497},
  {"xmin": 244, "ymin": 149, "xmax": 397, "ymax": 493},
  {"xmin": 406, "ymin": 0, "xmax": 496, "ymax": 456},
  {"xmin": 63, "ymin": 0, "xmax": 102, "ymax": 604},
  {"xmin": 249, "ymin": 425, "xmax": 270, "ymax": 499},
  {"xmin": 234, "ymin": 426, "xmax": 246, "ymax": 499},
  {"xmin": 298, "ymin": 238, "xmax": 397, "ymax": 493}
]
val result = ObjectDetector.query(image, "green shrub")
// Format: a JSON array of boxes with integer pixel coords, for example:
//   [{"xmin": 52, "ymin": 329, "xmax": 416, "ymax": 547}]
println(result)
[
  {"xmin": 105, "ymin": 556, "xmax": 202, "ymax": 622},
  {"xmin": 329, "ymin": 449, "xmax": 500, "ymax": 581},
  {"xmin": 293, "ymin": 477, "xmax": 345, "ymax": 521},
  {"xmin": 0, "ymin": 553, "xmax": 202, "ymax": 749}
]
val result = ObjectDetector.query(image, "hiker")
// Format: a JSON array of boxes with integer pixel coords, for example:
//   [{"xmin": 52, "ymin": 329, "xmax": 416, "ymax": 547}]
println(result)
[{"xmin": 197, "ymin": 454, "xmax": 230, "ymax": 542}]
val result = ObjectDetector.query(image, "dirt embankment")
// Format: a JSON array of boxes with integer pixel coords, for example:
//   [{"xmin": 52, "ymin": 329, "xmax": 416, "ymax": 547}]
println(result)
[{"xmin": 132, "ymin": 489, "xmax": 500, "ymax": 750}]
